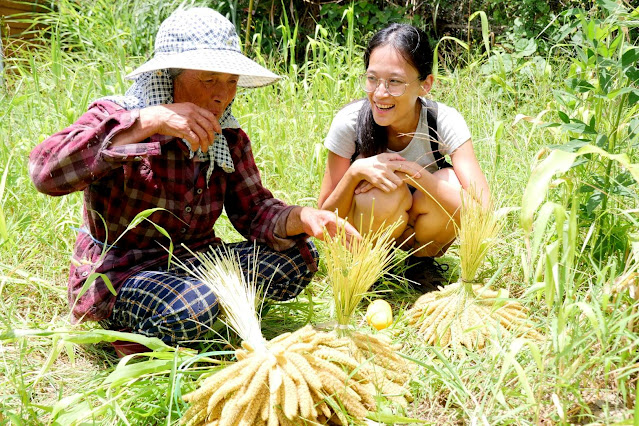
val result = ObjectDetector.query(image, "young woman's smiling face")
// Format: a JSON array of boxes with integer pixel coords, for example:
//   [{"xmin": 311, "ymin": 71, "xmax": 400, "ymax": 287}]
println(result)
[{"xmin": 365, "ymin": 44, "xmax": 430, "ymax": 135}]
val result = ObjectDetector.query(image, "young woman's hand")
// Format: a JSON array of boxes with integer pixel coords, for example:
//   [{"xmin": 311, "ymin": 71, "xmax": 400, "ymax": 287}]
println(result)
[{"xmin": 353, "ymin": 154, "xmax": 422, "ymax": 194}]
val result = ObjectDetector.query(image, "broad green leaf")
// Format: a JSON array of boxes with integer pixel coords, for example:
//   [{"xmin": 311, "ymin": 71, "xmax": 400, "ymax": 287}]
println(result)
[
  {"xmin": 144, "ymin": 219, "xmax": 174, "ymax": 266},
  {"xmin": 63, "ymin": 329, "xmax": 171, "ymax": 351},
  {"xmin": 608, "ymin": 32, "xmax": 624, "ymax": 58},
  {"xmin": 72, "ymin": 272, "xmax": 115, "ymax": 309},
  {"xmin": 557, "ymin": 111, "xmax": 570, "ymax": 123},
  {"xmin": 585, "ymin": 191, "xmax": 604, "ymax": 215},
  {"xmin": 561, "ymin": 122, "xmax": 597, "ymax": 135},
  {"xmin": 576, "ymin": 145, "xmax": 639, "ymax": 183},
  {"xmin": 104, "ymin": 359, "xmax": 175, "ymax": 387},
  {"xmin": 521, "ymin": 149, "xmax": 576, "ymax": 233},
  {"xmin": 571, "ymin": 302, "xmax": 601, "ymax": 342},
  {"xmin": 515, "ymin": 38, "xmax": 537, "ymax": 57},
  {"xmin": 0, "ymin": 328, "xmax": 54, "ymax": 340},
  {"xmin": 621, "ymin": 47, "xmax": 639, "ymax": 69},
  {"xmin": 0, "ymin": 327, "xmax": 173, "ymax": 352},
  {"xmin": 545, "ymin": 241, "xmax": 560, "ymax": 308},
  {"xmin": 550, "ymin": 138, "xmax": 590, "ymax": 152},
  {"xmin": 52, "ymin": 399, "xmax": 93, "ymax": 425},
  {"xmin": 566, "ymin": 78, "xmax": 595, "ymax": 93},
  {"xmin": 595, "ymin": 134, "xmax": 609, "ymax": 149},
  {"xmin": 496, "ymin": 338, "xmax": 537, "ymax": 405},
  {"xmin": 125, "ymin": 207, "xmax": 166, "ymax": 231},
  {"xmin": 598, "ymin": 67, "xmax": 613, "ymax": 94},
  {"xmin": 88, "ymin": 272, "xmax": 116, "ymax": 296},
  {"xmin": 629, "ymin": 118, "xmax": 639, "ymax": 140},
  {"xmin": 552, "ymin": 89, "xmax": 578, "ymax": 109},
  {"xmin": 64, "ymin": 341, "xmax": 76, "ymax": 365},
  {"xmin": 522, "ymin": 145, "xmax": 639, "ymax": 235},
  {"xmin": 51, "ymin": 393, "xmax": 86, "ymax": 421},
  {"xmin": 625, "ymin": 67, "xmax": 639, "ymax": 85},
  {"xmin": 629, "ymin": 89, "xmax": 639, "ymax": 108},
  {"xmin": 531, "ymin": 202, "xmax": 565, "ymax": 266},
  {"xmin": 433, "ymin": 36, "xmax": 468, "ymax": 80},
  {"xmin": 598, "ymin": 0, "xmax": 626, "ymax": 13},
  {"xmin": 606, "ymin": 87, "xmax": 635, "ymax": 100},
  {"xmin": 469, "ymin": 11, "xmax": 490, "ymax": 55},
  {"xmin": 490, "ymin": 74, "xmax": 516, "ymax": 94}
]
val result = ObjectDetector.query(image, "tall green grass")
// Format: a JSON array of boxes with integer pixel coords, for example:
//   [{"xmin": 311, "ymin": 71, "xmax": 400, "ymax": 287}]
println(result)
[{"xmin": 1, "ymin": 1, "xmax": 638, "ymax": 424}]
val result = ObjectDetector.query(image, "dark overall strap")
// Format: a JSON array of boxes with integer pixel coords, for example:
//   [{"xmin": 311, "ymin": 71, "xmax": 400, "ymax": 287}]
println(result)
[{"xmin": 421, "ymin": 97, "xmax": 452, "ymax": 170}]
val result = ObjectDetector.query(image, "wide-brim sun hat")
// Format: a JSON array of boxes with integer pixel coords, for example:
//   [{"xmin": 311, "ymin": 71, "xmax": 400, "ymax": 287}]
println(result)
[{"xmin": 126, "ymin": 7, "xmax": 280, "ymax": 88}]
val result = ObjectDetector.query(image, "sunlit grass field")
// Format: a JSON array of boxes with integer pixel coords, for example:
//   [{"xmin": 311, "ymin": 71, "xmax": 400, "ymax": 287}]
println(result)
[{"xmin": 1, "ymin": 1, "xmax": 638, "ymax": 424}]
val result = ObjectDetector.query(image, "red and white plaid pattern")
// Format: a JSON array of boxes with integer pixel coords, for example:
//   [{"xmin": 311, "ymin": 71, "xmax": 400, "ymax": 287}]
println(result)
[{"xmin": 29, "ymin": 100, "xmax": 302, "ymax": 323}]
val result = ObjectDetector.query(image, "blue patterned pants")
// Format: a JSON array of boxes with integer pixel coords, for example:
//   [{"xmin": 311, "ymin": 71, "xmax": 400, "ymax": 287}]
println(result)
[{"xmin": 100, "ymin": 240, "xmax": 318, "ymax": 344}]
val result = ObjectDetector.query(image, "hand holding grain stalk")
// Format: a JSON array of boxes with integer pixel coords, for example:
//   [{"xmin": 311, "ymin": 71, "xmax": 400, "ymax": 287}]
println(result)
[{"xmin": 406, "ymin": 190, "xmax": 542, "ymax": 349}]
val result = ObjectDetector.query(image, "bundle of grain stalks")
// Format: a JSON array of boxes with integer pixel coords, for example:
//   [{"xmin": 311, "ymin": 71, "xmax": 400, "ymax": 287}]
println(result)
[
  {"xmin": 406, "ymin": 192, "xmax": 540, "ymax": 349},
  {"xmin": 321, "ymin": 220, "xmax": 415, "ymax": 409},
  {"xmin": 177, "ymin": 245, "xmax": 402, "ymax": 425}
]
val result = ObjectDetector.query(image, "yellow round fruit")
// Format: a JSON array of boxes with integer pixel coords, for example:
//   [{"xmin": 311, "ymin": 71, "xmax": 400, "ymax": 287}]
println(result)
[{"xmin": 366, "ymin": 299, "xmax": 393, "ymax": 330}]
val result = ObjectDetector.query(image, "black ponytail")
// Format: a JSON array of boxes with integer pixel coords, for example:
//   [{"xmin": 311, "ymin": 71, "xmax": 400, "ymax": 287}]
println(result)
[{"xmin": 355, "ymin": 101, "xmax": 387, "ymax": 158}]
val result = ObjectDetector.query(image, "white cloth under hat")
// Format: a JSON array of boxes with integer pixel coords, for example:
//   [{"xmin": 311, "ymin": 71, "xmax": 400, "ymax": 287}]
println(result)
[{"xmin": 126, "ymin": 7, "xmax": 280, "ymax": 88}]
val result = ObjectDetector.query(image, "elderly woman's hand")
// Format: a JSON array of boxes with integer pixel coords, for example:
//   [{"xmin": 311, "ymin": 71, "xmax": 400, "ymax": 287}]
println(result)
[
  {"xmin": 287, "ymin": 207, "xmax": 361, "ymax": 248},
  {"xmin": 139, "ymin": 103, "xmax": 223, "ymax": 151}
]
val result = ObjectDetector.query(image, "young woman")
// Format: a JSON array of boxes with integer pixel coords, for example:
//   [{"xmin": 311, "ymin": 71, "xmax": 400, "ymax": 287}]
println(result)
[{"xmin": 318, "ymin": 23, "xmax": 489, "ymax": 289}]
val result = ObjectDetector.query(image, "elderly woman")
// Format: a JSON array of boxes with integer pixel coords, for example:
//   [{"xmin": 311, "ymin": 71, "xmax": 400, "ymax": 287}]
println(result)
[{"xmin": 29, "ymin": 7, "xmax": 358, "ymax": 355}]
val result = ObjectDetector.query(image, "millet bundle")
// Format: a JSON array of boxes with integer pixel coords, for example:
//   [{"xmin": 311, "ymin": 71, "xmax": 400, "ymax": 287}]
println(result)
[
  {"xmin": 181, "ymin": 325, "xmax": 380, "ymax": 425},
  {"xmin": 407, "ymin": 282, "xmax": 537, "ymax": 348},
  {"xmin": 321, "ymin": 219, "xmax": 414, "ymax": 408},
  {"xmin": 406, "ymin": 192, "xmax": 540, "ymax": 349},
  {"xmin": 176, "ymin": 245, "xmax": 401, "ymax": 425}
]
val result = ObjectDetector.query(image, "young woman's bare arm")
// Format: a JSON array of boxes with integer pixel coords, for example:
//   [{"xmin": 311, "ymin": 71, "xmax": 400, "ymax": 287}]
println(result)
[
  {"xmin": 449, "ymin": 139, "xmax": 490, "ymax": 205},
  {"xmin": 317, "ymin": 152, "xmax": 359, "ymax": 217}
]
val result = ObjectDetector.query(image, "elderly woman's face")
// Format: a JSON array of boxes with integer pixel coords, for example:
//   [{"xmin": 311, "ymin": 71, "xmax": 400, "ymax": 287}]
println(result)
[{"xmin": 174, "ymin": 70, "xmax": 239, "ymax": 116}]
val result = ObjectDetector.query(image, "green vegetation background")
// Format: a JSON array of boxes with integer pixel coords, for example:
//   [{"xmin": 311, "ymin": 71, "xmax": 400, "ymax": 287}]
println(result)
[{"xmin": 0, "ymin": 0, "xmax": 638, "ymax": 424}]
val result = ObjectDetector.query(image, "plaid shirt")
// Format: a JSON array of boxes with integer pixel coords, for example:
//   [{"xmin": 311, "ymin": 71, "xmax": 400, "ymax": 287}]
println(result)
[{"xmin": 29, "ymin": 101, "xmax": 297, "ymax": 322}]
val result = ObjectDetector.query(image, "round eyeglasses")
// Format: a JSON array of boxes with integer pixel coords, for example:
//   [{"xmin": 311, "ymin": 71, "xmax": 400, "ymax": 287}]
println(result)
[{"xmin": 359, "ymin": 74, "xmax": 420, "ymax": 97}]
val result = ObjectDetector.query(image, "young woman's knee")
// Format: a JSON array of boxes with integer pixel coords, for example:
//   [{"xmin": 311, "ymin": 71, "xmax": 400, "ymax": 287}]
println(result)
[{"xmin": 350, "ymin": 185, "xmax": 412, "ymax": 230}]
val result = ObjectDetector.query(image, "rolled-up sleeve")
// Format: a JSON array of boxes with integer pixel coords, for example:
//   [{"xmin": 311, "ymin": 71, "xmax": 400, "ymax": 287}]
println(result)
[{"xmin": 28, "ymin": 101, "xmax": 160, "ymax": 196}]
